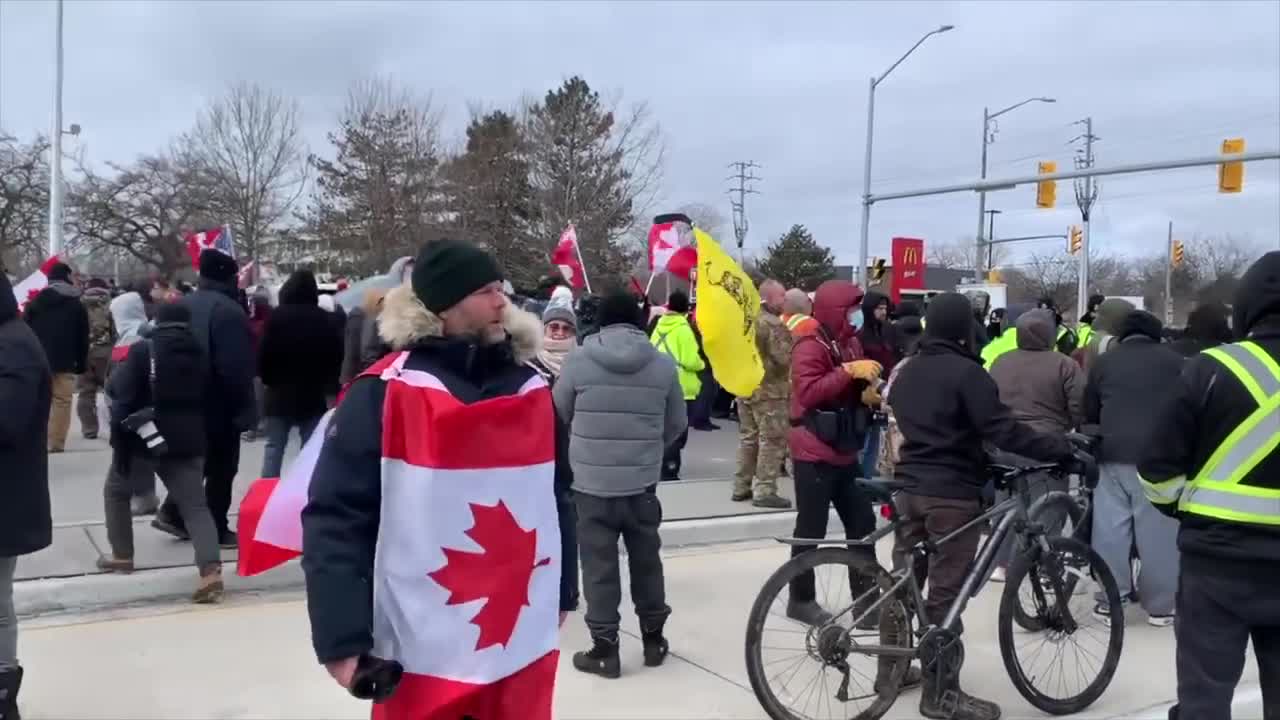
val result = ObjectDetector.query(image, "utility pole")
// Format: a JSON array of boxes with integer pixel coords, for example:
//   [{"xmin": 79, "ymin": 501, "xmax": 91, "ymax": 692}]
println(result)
[
  {"xmin": 1165, "ymin": 221, "xmax": 1175, "ymax": 327},
  {"xmin": 974, "ymin": 96, "xmax": 1056, "ymax": 280},
  {"xmin": 48, "ymin": 0, "xmax": 65, "ymax": 258},
  {"xmin": 984, "ymin": 208, "xmax": 1002, "ymax": 274},
  {"xmin": 726, "ymin": 160, "xmax": 761, "ymax": 263},
  {"xmin": 1070, "ymin": 117, "xmax": 1100, "ymax": 319}
]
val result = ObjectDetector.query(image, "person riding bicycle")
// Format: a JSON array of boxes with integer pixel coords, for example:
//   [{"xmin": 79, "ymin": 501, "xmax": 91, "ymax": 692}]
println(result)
[
  {"xmin": 886, "ymin": 292, "xmax": 1077, "ymax": 720},
  {"xmin": 1138, "ymin": 251, "xmax": 1280, "ymax": 720}
]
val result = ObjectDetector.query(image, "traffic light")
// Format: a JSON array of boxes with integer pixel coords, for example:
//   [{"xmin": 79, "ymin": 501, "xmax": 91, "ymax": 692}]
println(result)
[
  {"xmin": 987, "ymin": 269, "xmax": 1002, "ymax": 283},
  {"xmin": 1172, "ymin": 239, "xmax": 1185, "ymax": 268},
  {"xmin": 1219, "ymin": 137, "xmax": 1245, "ymax": 193},
  {"xmin": 1068, "ymin": 225, "xmax": 1083, "ymax": 255},
  {"xmin": 871, "ymin": 257, "xmax": 887, "ymax": 282},
  {"xmin": 1036, "ymin": 161, "xmax": 1057, "ymax": 208}
]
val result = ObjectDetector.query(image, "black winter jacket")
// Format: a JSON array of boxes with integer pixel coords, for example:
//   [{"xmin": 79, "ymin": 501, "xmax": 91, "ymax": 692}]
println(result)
[
  {"xmin": 182, "ymin": 278, "xmax": 256, "ymax": 431},
  {"xmin": 300, "ymin": 288, "xmax": 576, "ymax": 664},
  {"xmin": 259, "ymin": 272, "xmax": 343, "ymax": 420},
  {"xmin": 889, "ymin": 337, "xmax": 1075, "ymax": 499},
  {"xmin": 107, "ymin": 322, "xmax": 208, "ymax": 459},
  {"xmin": 1084, "ymin": 335, "xmax": 1186, "ymax": 464},
  {"xmin": 0, "ymin": 273, "xmax": 53, "ymax": 557},
  {"xmin": 24, "ymin": 281, "xmax": 89, "ymax": 374}
]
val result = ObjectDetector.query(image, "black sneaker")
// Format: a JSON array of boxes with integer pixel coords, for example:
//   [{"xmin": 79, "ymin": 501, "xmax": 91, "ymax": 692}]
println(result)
[
  {"xmin": 572, "ymin": 637, "xmax": 620, "ymax": 679},
  {"xmin": 642, "ymin": 632, "xmax": 669, "ymax": 667},
  {"xmin": 218, "ymin": 530, "xmax": 239, "ymax": 549},
  {"xmin": 1093, "ymin": 598, "xmax": 1129, "ymax": 625},
  {"xmin": 151, "ymin": 516, "xmax": 190, "ymax": 541}
]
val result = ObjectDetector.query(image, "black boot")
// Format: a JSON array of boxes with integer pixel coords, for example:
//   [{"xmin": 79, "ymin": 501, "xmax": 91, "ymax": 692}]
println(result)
[
  {"xmin": 641, "ymin": 623, "xmax": 669, "ymax": 667},
  {"xmin": 572, "ymin": 634, "xmax": 620, "ymax": 679},
  {"xmin": 918, "ymin": 668, "xmax": 1001, "ymax": 720},
  {"xmin": 0, "ymin": 666, "xmax": 23, "ymax": 720}
]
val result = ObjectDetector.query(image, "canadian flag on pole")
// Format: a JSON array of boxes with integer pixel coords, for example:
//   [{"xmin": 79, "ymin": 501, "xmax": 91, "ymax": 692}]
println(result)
[
  {"xmin": 11, "ymin": 256, "xmax": 62, "ymax": 313},
  {"xmin": 648, "ymin": 217, "xmax": 698, "ymax": 281},
  {"xmin": 550, "ymin": 224, "xmax": 586, "ymax": 290},
  {"xmin": 184, "ymin": 225, "xmax": 235, "ymax": 269},
  {"xmin": 238, "ymin": 353, "xmax": 560, "ymax": 720}
]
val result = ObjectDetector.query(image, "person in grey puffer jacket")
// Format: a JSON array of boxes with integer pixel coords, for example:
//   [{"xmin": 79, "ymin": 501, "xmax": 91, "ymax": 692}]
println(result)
[{"xmin": 552, "ymin": 287, "xmax": 686, "ymax": 680}]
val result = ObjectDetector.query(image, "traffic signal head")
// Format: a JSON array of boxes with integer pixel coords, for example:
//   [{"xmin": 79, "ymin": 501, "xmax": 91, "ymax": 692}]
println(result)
[
  {"xmin": 1036, "ymin": 161, "xmax": 1057, "ymax": 209},
  {"xmin": 1172, "ymin": 240, "xmax": 1185, "ymax": 267},
  {"xmin": 1068, "ymin": 225, "xmax": 1082, "ymax": 255},
  {"xmin": 1219, "ymin": 138, "xmax": 1245, "ymax": 193},
  {"xmin": 871, "ymin": 257, "xmax": 887, "ymax": 282}
]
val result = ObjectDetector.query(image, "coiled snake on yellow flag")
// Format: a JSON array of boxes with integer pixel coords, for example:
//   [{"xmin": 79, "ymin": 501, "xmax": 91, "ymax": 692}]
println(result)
[{"xmin": 692, "ymin": 228, "xmax": 763, "ymax": 397}]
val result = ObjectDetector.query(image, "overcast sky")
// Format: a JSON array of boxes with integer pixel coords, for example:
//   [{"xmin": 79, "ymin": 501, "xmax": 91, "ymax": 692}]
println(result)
[{"xmin": 2, "ymin": 0, "xmax": 1278, "ymax": 269}]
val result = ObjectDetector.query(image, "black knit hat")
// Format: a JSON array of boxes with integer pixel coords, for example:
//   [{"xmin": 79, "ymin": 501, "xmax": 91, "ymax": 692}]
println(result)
[
  {"xmin": 597, "ymin": 288, "xmax": 642, "ymax": 329},
  {"xmin": 411, "ymin": 239, "xmax": 504, "ymax": 314},
  {"xmin": 199, "ymin": 250, "xmax": 238, "ymax": 285}
]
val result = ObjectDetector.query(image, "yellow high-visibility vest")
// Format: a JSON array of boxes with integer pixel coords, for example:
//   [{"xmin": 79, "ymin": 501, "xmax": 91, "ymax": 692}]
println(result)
[{"xmin": 1140, "ymin": 340, "xmax": 1280, "ymax": 526}]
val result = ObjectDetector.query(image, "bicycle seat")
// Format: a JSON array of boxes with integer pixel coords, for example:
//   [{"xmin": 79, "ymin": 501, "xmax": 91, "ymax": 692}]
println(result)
[{"xmin": 856, "ymin": 477, "xmax": 909, "ymax": 504}]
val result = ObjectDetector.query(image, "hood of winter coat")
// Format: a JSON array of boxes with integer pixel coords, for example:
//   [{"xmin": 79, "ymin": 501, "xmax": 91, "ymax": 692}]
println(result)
[
  {"xmin": 1234, "ymin": 251, "xmax": 1280, "ymax": 336},
  {"xmin": 924, "ymin": 293, "xmax": 977, "ymax": 346},
  {"xmin": 47, "ymin": 280, "xmax": 82, "ymax": 299},
  {"xmin": 582, "ymin": 324, "xmax": 663, "ymax": 375},
  {"xmin": 1015, "ymin": 309, "xmax": 1057, "ymax": 351},
  {"xmin": 861, "ymin": 290, "xmax": 891, "ymax": 337},
  {"xmin": 1119, "ymin": 310, "xmax": 1163, "ymax": 342},
  {"xmin": 279, "ymin": 271, "xmax": 319, "ymax": 306},
  {"xmin": 0, "ymin": 272, "xmax": 17, "ymax": 324},
  {"xmin": 1094, "ymin": 298, "xmax": 1136, "ymax": 336},
  {"xmin": 652, "ymin": 312, "xmax": 691, "ymax": 337},
  {"xmin": 812, "ymin": 280, "xmax": 864, "ymax": 339},
  {"xmin": 82, "ymin": 286, "xmax": 111, "ymax": 306},
  {"xmin": 110, "ymin": 292, "xmax": 149, "ymax": 344},
  {"xmin": 1184, "ymin": 302, "xmax": 1232, "ymax": 346},
  {"xmin": 377, "ymin": 282, "xmax": 541, "ymax": 364}
]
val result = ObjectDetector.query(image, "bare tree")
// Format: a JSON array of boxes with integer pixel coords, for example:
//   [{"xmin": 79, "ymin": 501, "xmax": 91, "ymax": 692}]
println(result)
[
  {"xmin": 304, "ymin": 77, "xmax": 445, "ymax": 276},
  {"xmin": 928, "ymin": 237, "xmax": 1009, "ymax": 272},
  {"xmin": 0, "ymin": 132, "xmax": 50, "ymax": 272},
  {"xmin": 1004, "ymin": 251, "xmax": 1078, "ymax": 310},
  {"xmin": 183, "ymin": 82, "xmax": 308, "ymax": 275},
  {"xmin": 674, "ymin": 202, "xmax": 728, "ymax": 240}
]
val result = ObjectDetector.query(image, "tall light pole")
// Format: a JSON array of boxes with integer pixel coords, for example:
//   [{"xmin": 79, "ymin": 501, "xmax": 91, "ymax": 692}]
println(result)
[
  {"xmin": 48, "ymin": 0, "xmax": 65, "ymax": 257},
  {"xmin": 974, "ymin": 96, "xmax": 1055, "ymax": 279},
  {"xmin": 856, "ymin": 24, "xmax": 954, "ymax": 288}
]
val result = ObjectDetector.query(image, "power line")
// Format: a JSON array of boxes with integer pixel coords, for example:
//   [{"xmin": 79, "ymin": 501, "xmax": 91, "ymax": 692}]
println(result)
[{"xmin": 725, "ymin": 160, "xmax": 761, "ymax": 254}]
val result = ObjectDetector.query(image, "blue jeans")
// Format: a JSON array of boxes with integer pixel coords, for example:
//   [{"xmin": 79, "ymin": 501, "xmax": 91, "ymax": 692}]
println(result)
[
  {"xmin": 860, "ymin": 424, "xmax": 883, "ymax": 479},
  {"xmin": 260, "ymin": 415, "xmax": 321, "ymax": 479}
]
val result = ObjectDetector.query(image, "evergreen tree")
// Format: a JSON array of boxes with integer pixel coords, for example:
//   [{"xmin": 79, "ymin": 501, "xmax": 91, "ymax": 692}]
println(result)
[{"xmin": 757, "ymin": 224, "xmax": 836, "ymax": 291}]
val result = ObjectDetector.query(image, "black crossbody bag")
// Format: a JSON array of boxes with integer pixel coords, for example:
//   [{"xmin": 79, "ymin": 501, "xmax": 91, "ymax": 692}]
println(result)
[{"xmin": 794, "ymin": 333, "xmax": 870, "ymax": 454}]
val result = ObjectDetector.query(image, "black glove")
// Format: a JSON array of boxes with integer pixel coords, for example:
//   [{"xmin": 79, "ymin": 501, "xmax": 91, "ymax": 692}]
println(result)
[{"xmin": 349, "ymin": 654, "xmax": 403, "ymax": 703}]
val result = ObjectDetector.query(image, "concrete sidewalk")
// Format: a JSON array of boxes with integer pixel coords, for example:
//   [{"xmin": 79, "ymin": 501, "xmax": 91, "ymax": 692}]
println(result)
[
  {"xmin": 25, "ymin": 412, "xmax": 781, "ymax": 585},
  {"xmin": 13, "ymin": 540, "xmax": 1262, "ymax": 720}
]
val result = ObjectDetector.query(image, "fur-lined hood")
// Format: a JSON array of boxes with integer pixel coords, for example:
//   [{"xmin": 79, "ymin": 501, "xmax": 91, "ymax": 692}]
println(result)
[{"xmin": 377, "ymin": 283, "xmax": 543, "ymax": 364}]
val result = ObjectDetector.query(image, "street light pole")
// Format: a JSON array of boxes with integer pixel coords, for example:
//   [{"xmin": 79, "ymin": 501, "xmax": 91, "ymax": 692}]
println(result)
[
  {"xmin": 984, "ymin": 209, "xmax": 1001, "ymax": 272},
  {"xmin": 974, "ymin": 96, "xmax": 1056, "ymax": 279},
  {"xmin": 48, "ymin": 0, "xmax": 65, "ymax": 258},
  {"xmin": 855, "ymin": 24, "xmax": 954, "ymax": 288}
]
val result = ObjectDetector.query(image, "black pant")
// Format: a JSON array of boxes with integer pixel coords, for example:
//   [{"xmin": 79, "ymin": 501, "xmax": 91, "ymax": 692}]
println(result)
[
  {"xmin": 1171, "ymin": 558, "xmax": 1280, "ymax": 720},
  {"xmin": 689, "ymin": 371, "xmax": 717, "ymax": 428},
  {"xmin": 158, "ymin": 424, "xmax": 240, "ymax": 535},
  {"xmin": 892, "ymin": 492, "xmax": 985, "ymax": 628},
  {"xmin": 661, "ymin": 401, "xmax": 693, "ymax": 480},
  {"xmin": 789, "ymin": 460, "xmax": 878, "ymax": 603},
  {"xmin": 575, "ymin": 489, "xmax": 670, "ymax": 641}
]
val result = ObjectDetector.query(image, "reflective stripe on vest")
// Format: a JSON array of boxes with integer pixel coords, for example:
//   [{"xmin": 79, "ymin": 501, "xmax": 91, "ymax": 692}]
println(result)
[
  {"xmin": 1176, "ymin": 341, "xmax": 1280, "ymax": 525},
  {"xmin": 785, "ymin": 314, "xmax": 811, "ymax": 331}
]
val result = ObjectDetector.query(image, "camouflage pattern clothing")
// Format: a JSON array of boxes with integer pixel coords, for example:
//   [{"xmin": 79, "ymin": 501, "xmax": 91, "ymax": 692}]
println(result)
[
  {"xmin": 735, "ymin": 310, "xmax": 793, "ymax": 500},
  {"xmin": 77, "ymin": 286, "xmax": 116, "ymax": 438}
]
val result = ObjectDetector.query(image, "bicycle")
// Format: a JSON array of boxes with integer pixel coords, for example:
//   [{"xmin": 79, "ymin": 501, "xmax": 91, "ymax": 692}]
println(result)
[{"xmin": 744, "ymin": 447, "xmax": 1125, "ymax": 720}]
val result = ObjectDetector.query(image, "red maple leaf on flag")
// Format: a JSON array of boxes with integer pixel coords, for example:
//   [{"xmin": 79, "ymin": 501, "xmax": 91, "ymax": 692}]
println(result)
[{"xmin": 427, "ymin": 501, "xmax": 551, "ymax": 651}]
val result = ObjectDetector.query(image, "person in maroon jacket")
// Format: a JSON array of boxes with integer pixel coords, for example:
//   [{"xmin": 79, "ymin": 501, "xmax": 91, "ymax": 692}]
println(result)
[
  {"xmin": 785, "ymin": 280, "xmax": 892, "ymax": 627},
  {"xmin": 856, "ymin": 290, "xmax": 900, "ymax": 479}
]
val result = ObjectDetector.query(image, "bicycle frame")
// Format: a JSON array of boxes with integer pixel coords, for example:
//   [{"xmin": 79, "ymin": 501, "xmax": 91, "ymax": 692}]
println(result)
[{"xmin": 774, "ymin": 469, "xmax": 1059, "ymax": 659}]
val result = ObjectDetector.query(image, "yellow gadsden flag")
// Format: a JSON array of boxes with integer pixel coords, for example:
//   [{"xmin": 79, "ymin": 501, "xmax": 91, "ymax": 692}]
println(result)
[{"xmin": 693, "ymin": 228, "xmax": 763, "ymax": 397}]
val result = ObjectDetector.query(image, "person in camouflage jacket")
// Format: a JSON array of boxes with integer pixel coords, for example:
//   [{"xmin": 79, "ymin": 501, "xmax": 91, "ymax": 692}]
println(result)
[
  {"xmin": 733, "ymin": 279, "xmax": 794, "ymax": 508},
  {"xmin": 77, "ymin": 278, "xmax": 116, "ymax": 439}
]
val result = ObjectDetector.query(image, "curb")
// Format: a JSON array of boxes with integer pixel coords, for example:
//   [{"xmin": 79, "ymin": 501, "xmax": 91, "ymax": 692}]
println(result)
[{"xmin": 16, "ymin": 509, "xmax": 846, "ymax": 618}]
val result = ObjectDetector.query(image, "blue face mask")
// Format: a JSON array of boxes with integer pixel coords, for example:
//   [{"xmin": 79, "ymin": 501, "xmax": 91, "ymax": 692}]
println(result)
[{"xmin": 848, "ymin": 308, "xmax": 864, "ymax": 331}]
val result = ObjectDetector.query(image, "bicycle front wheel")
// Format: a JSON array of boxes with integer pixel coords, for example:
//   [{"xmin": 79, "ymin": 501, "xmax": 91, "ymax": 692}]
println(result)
[
  {"xmin": 998, "ymin": 535, "xmax": 1124, "ymax": 715},
  {"xmin": 1011, "ymin": 491, "xmax": 1088, "ymax": 632},
  {"xmin": 744, "ymin": 546, "xmax": 911, "ymax": 720}
]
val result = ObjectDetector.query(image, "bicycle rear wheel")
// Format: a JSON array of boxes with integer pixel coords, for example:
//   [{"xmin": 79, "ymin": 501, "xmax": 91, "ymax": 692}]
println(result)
[
  {"xmin": 998, "ymin": 536, "xmax": 1124, "ymax": 715},
  {"xmin": 744, "ymin": 546, "xmax": 911, "ymax": 720},
  {"xmin": 1011, "ymin": 492, "xmax": 1087, "ymax": 631}
]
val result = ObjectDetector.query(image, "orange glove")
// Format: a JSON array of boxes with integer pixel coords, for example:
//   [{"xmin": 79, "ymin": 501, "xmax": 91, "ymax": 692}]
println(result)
[
  {"xmin": 861, "ymin": 384, "xmax": 882, "ymax": 407},
  {"xmin": 843, "ymin": 360, "xmax": 883, "ymax": 382}
]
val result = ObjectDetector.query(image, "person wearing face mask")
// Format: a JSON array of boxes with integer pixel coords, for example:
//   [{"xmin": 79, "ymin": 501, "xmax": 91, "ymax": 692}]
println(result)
[{"xmin": 785, "ymin": 280, "xmax": 888, "ymax": 629}]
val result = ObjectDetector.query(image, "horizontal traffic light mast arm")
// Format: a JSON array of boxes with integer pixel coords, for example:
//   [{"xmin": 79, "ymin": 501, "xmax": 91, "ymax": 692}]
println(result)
[
  {"xmin": 988, "ymin": 233, "xmax": 1067, "ymax": 245},
  {"xmin": 866, "ymin": 149, "xmax": 1280, "ymax": 205}
]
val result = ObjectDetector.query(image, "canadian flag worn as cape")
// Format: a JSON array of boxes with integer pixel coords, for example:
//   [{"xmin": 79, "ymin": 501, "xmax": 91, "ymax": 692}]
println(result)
[
  {"xmin": 238, "ymin": 351, "xmax": 560, "ymax": 720},
  {"xmin": 11, "ymin": 256, "xmax": 63, "ymax": 313}
]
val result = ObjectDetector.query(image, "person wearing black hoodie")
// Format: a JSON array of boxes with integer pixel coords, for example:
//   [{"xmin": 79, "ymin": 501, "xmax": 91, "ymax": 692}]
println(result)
[
  {"xmin": 153, "ymin": 250, "xmax": 256, "ymax": 547},
  {"xmin": 1084, "ymin": 310, "xmax": 1185, "ymax": 626},
  {"xmin": 856, "ymin": 290, "xmax": 898, "ymax": 479},
  {"xmin": 257, "ymin": 270, "xmax": 344, "ymax": 478},
  {"xmin": 23, "ymin": 261, "xmax": 89, "ymax": 453},
  {"xmin": 99, "ymin": 303, "xmax": 223, "ymax": 603},
  {"xmin": 887, "ymin": 292, "xmax": 1076, "ymax": 720},
  {"xmin": 1139, "ymin": 252, "xmax": 1280, "ymax": 720},
  {"xmin": 0, "ymin": 270, "xmax": 52, "ymax": 720},
  {"xmin": 1169, "ymin": 301, "xmax": 1232, "ymax": 358}
]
